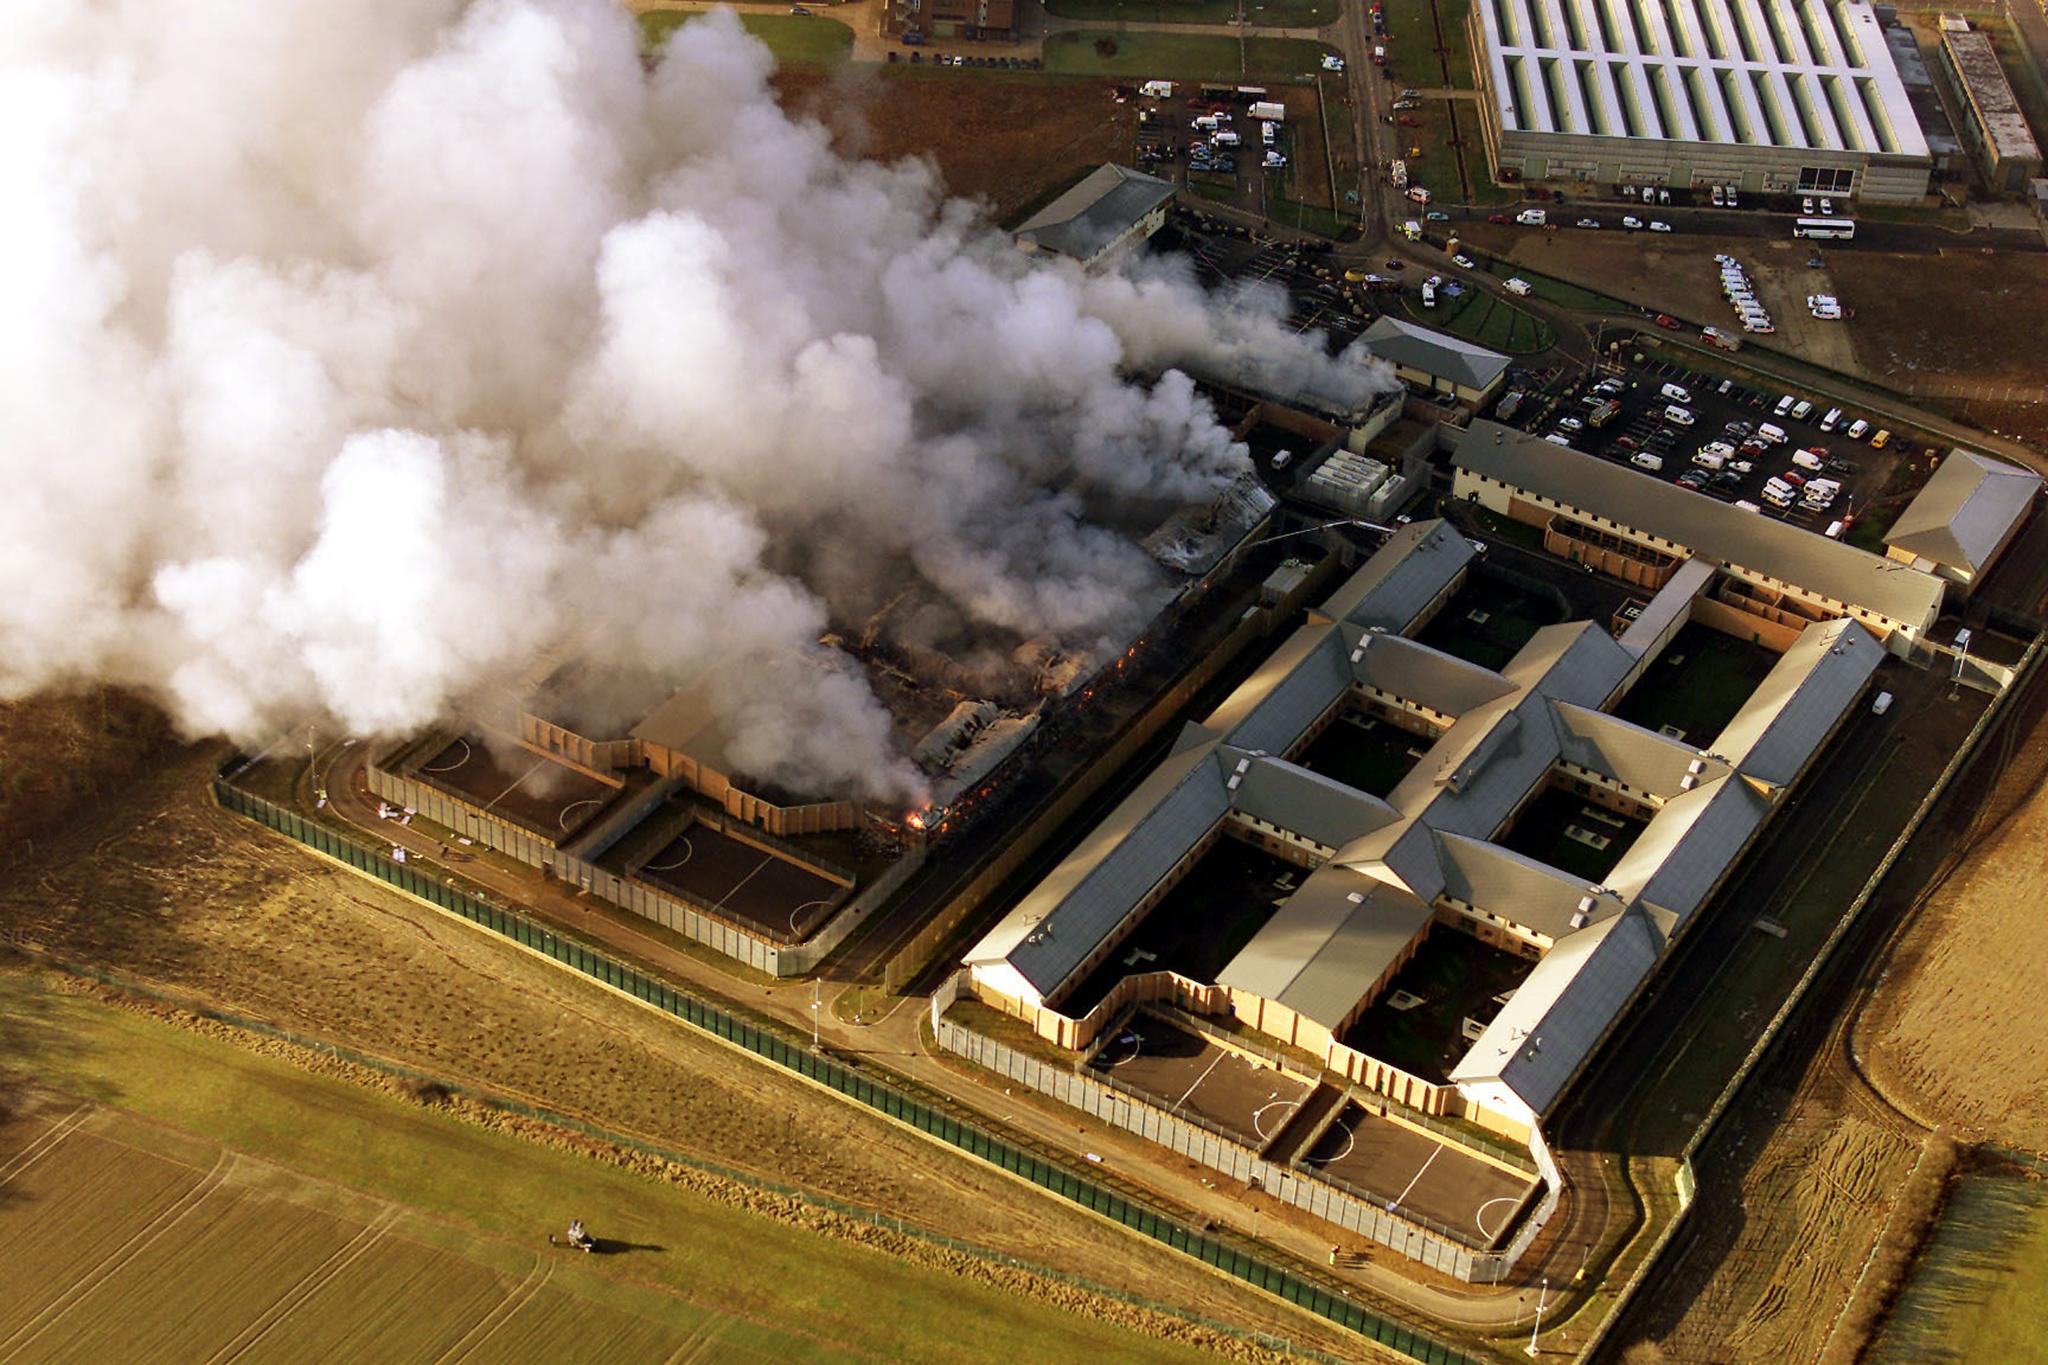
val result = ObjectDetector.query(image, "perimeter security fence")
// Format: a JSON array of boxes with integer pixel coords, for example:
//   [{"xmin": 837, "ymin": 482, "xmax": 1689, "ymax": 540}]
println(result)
[{"xmin": 213, "ymin": 772, "xmax": 1479, "ymax": 1365}]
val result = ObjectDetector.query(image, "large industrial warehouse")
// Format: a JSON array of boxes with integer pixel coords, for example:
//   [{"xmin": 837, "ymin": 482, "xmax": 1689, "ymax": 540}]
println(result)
[{"xmin": 1467, "ymin": 0, "xmax": 1934, "ymax": 201}]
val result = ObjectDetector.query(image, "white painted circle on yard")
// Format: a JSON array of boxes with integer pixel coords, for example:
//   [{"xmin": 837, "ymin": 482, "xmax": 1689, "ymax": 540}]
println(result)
[
  {"xmin": 424, "ymin": 738, "xmax": 471, "ymax": 772},
  {"xmin": 645, "ymin": 837, "xmax": 695, "ymax": 872}
]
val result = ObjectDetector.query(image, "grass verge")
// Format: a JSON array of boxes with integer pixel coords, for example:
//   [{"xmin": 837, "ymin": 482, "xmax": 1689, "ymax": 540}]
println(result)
[
  {"xmin": 1042, "ymin": 31, "xmax": 1333, "ymax": 80},
  {"xmin": 639, "ymin": 11, "xmax": 854, "ymax": 65},
  {"xmin": 1046, "ymin": 0, "xmax": 1339, "ymax": 24}
]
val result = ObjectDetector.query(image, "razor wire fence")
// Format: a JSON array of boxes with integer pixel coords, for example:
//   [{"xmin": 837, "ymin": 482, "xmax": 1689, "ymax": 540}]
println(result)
[{"xmin": 213, "ymin": 771, "xmax": 1481, "ymax": 1365}]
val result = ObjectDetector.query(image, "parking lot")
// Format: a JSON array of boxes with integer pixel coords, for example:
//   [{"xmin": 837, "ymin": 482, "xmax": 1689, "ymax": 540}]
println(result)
[
  {"xmin": 1135, "ymin": 89, "xmax": 1315, "ymax": 228},
  {"xmin": 1494, "ymin": 343, "xmax": 1931, "ymax": 547}
]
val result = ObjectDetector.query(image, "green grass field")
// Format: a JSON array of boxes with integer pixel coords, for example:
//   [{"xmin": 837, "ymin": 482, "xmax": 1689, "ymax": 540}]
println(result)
[
  {"xmin": 1405, "ymin": 285, "xmax": 1553, "ymax": 353},
  {"xmin": 1267, "ymin": 188, "xmax": 1360, "ymax": 238},
  {"xmin": 1379, "ymin": 0, "xmax": 1474, "ymax": 86},
  {"xmin": 1042, "ymin": 31, "xmax": 1333, "ymax": 79},
  {"xmin": 1047, "ymin": 0, "xmax": 1339, "ymax": 24},
  {"xmin": 1493, "ymin": 265, "xmax": 1629, "ymax": 313},
  {"xmin": 0, "ymin": 968, "xmax": 1228, "ymax": 1365},
  {"xmin": 1868, "ymin": 1168, "xmax": 2048, "ymax": 1363},
  {"xmin": 639, "ymin": 10, "xmax": 854, "ymax": 65}
]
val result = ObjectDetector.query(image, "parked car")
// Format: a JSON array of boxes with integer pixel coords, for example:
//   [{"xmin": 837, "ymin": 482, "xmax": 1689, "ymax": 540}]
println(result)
[
  {"xmin": 1576, "ymin": 217, "xmax": 1601, "ymax": 229},
  {"xmin": 1655, "ymin": 314, "xmax": 1680, "ymax": 330},
  {"xmin": 1649, "ymin": 220, "xmax": 1673, "ymax": 232}
]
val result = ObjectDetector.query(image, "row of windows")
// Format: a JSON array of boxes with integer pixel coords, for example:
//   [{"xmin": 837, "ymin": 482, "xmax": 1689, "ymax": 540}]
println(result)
[{"xmin": 1471, "ymin": 471, "xmax": 1907, "ymax": 630}]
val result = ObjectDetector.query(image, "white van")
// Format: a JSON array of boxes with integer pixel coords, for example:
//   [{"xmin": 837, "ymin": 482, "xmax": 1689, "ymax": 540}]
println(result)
[
  {"xmin": 1504, "ymin": 277, "xmax": 1533, "ymax": 296},
  {"xmin": 1791, "ymin": 399, "xmax": 1814, "ymax": 421},
  {"xmin": 1819, "ymin": 407, "xmax": 1842, "ymax": 432},
  {"xmin": 1693, "ymin": 451, "xmax": 1727, "ymax": 470},
  {"xmin": 1791, "ymin": 448, "xmax": 1825, "ymax": 472},
  {"xmin": 1757, "ymin": 422, "xmax": 1788, "ymax": 445},
  {"xmin": 1660, "ymin": 382, "xmax": 1692, "ymax": 404},
  {"xmin": 1825, "ymin": 520, "xmax": 1845, "ymax": 539},
  {"xmin": 1630, "ymin": 451, "xmax": 1665, "ymax": 471},
  {"xmin": 1774, "ymin": 395, "xmax": 1796, "ymax": 417},
  {"xmin": 1846, "ymin": 419, "xmax": 1870, "ymax": 441},
  {"xmin": 1664, "ymin": 405, "xmax": 1695, "ymax": 426},
  {"xmin": 1516, "ymin": 208, "xmax": 1547, "ymax": 226},
  {"xmin": 1735, "ymin": 500, "xmax": 1763, "ymax": 513}
]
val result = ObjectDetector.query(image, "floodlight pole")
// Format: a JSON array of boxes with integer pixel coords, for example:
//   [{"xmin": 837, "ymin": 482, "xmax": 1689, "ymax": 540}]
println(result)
[
  {"xmin": 811, "ymin": 978, "xmax": 821, "ymax": 1052},
  {"xmin": 1526, "ymin": 1277, "xmax": 1548, "ymax": 1356}
]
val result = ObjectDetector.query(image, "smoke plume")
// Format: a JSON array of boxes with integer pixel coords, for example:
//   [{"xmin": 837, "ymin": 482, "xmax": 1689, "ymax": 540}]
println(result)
[{"xmin": 2, "ymin": 0, "xmax": 1388, "ymax": 799}]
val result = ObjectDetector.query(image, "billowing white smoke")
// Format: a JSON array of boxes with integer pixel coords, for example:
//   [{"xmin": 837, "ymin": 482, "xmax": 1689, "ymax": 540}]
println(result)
[{"xmin": 1, "ymin": 0, "xmax": 1389, "ymax": 800}]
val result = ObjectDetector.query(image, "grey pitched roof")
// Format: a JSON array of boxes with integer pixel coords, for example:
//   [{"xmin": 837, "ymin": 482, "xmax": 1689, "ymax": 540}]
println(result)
[
  {"xmin": 1341, "ymin": 626, "xmax": 1517, "ymax": 716},
  {"xmin": 1606, "ymin": 774, "xmax": 1771, "ymax": 928},
  {"xmin": 1218, "ymin": 628, "xmax": 1355, "ymax": 756},
  {"xmin": 1357, "ymin": 315, "xmax": 1512, "ymax": 392},
  {"xmin": 1548, "ymin": 701, "xmax": 1730, "ymax": 797},
  {"xmin": 1617, "ymin": 557, "xmax": 1717, "ymax": 656},
  {"xmin": 1454, "ymin": 422, "xmax": 1947, "ymax": 629},
  {"xmin": 1217, "ymin": 866, "xmax": 1434, "ymax": 1029},
  {"xmin": 1338, "ymin": 817, "xmax": 1448, "ymax": 904},
  {"xmin": 1435, "ymin": 833, "xmax": 1625, "ymax": 938},
  {"xmin": 1709, "ymin": 618, "xmax": 1882, "ymax": 788},
  {"xmin": 1014, "ymin": 164, "xmax": 1175, "ymax": 262},
  {"xmin": 1229, "ymin": 752, "xmax": 1399, "ymax": 850},
  {"xmin": 1451, "ymin": 903, "xmax": 1665, "ymax": 1114},
  {"xmin": 1885, "ymin": 450, "xmax": 2041, "ymax": 575},
  {"xmin": 1319, "ymin": 519, "xmax": 1476, "ymax": 629},
  {"xmin": 1503, "ymin": 621, "xmax": 1637, "ymax": 707},
  {"xmin": 964, "ymin": 740, "xmax": 1228, "ymax": 995},
  {"xmin": 1380, "ymin": 623, "xmax": 1635, "ymax": 841}
]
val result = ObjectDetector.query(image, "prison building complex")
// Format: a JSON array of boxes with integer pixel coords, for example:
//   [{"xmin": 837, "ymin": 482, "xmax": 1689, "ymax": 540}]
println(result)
[
  {"xmin": 963, "ymin": 517, "xmax": 1884, "ymax": 1145},
  {"xmin": 1451, "ymin": 421, "xmax": 1946, "ymax": 653},
  {"xmin": 1467, "ymin": 0, "xmax": 1934, "ymax": 201},
  {"xmin": 1884, "ymin": 448, "xmax": 2042, "ymax": 594}
]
